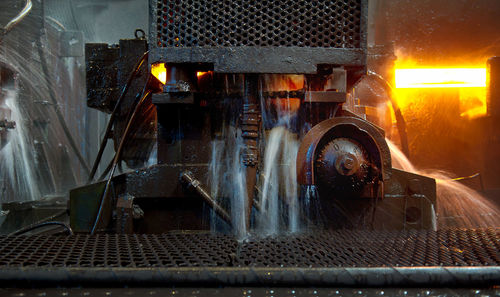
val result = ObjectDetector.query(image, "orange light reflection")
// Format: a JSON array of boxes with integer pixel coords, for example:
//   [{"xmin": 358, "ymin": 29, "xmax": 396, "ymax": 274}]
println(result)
[{"xmin": 271, "ymin": 97, "xmax": 301, "ymax": 115}]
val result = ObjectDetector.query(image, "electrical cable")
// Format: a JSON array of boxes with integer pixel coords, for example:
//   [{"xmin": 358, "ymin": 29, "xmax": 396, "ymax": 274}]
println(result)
[
  {"xmin": 1, "ymin": 0, "xmax": 32, "ymax": 36},
  {"xmin": 9, "ymin": 221, "xmax": 73, "ymax": 236},
  {"xmin": 452, "ymin": 172, "xmax": 480, "ymax": 181},
  {"xmin": 452, "ymin": 172, "xmax": 485, "ymax": 191},
  {"xmin": 7, "ymin": 208, "xmax": 69, "ymax": 236},
  {"xmin": 88, "ymin": 51, "xmax": 149, "ymax": 182},
  {"xmin": 90, "ymin": 88, "xmax": 152, "ymax": 234},
  {"xmin": 46, "ymin": 16, "xmax": 67, "ymax": 32}
]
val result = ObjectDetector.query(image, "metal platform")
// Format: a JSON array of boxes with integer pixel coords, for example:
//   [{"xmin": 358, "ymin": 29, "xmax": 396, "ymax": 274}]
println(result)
[{"xmin": 0, "ymin": 228, "xmax": 498, "ymax": 286}]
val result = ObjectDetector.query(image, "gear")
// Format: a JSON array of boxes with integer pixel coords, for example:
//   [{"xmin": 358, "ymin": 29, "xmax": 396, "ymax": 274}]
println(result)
[{"xmin": 315, "ymin": 137, "xmax": 371, "ymax": 195}]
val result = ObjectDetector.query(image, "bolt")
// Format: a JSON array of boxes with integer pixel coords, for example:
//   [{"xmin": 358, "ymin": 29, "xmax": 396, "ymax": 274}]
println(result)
[
  {"xmin": 343, "ymin": 156, "xmax": 355, "ymax": 170},
  {"xmin": 335, "ymin": 153, "xmax": 359, "ymax": 175},
  {"xmin": 408, "ymin": 178, "xmax": 421, "ymax": 194}
]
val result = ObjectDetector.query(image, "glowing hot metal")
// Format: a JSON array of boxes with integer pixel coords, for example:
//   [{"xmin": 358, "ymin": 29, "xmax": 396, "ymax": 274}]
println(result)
[{"xmin": 395, "ymin": 68, "xmax": 486, "ymax": 89}]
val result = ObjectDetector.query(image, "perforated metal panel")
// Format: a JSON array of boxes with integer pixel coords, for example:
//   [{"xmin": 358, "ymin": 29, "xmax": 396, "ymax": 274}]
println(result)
[
  {"xmin": 0, "ymin": 229, "xmax": 499, "ymax": 286},
  {"xmin": 153, "ymin": 0, "xmax": 362, "ymax": 48},
  {"xmin": 148, "ymin": 0, "xmax": 367, "ymax": 73},
  {"xmin": 0, "ymin": 229, "xmax": 498, "ymax": 268}
]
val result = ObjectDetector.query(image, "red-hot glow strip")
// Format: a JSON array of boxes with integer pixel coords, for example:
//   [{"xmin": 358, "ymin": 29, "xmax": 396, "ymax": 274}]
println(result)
[{"xmin": 395, "ymin": 68, "xmax": 486, "ymax": 88}]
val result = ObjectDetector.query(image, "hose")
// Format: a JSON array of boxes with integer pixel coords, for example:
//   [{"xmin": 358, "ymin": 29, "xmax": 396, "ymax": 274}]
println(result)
[
  {"xmin": 9, "ymin": 221, "xmax": 73, "ymax": 236},
  {"xmin": 1, "ymin": 0, "xmax": 32, "ymax": 36},
  {"xmin": 88, "ymin": 51, "xmax": 149, "ymax": 182},
  {"xmin": 7, "ymin": 209, "xmax": 70, "ymax": 236},
  {"xmin": 90, "ymin": 89, "xmax": 152, "ymax": 234}
]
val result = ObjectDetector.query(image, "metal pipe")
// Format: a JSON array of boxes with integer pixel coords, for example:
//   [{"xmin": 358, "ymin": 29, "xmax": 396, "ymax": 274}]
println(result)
[
  {"xmin": 487, "ymin": 56, "xmax": 500, "ymax": 116},
  {"xmin": 0, "ymin": 266, "xmax": 497, "ymax": 287},
  {"xmin": 180, "ymin": 171, "xmax": 232, "ymax": 225}
]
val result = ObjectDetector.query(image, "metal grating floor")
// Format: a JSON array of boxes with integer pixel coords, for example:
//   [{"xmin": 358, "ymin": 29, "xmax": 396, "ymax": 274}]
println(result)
[
  {"xmin": 0, "ymin": 228, "xmax": 499, "ymax": 268},
  {"xmin": 0, "ymin": 228, "xmax": 499, "ymax": 286}
]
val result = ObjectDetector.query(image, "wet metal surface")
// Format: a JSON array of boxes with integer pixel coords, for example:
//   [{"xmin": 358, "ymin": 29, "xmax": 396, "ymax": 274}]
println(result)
[
  {"xmin": 0, "ymin": 229, "xmax": 498, "ymax": 268},
  {"xmin": 0, "ymin": 229, "xmax": 498, "ymax": 286}
]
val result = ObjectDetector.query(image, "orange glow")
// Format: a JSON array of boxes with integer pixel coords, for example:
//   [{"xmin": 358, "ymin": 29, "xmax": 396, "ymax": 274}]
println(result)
[
  {"xmin": 197, "ymin": 71, "xmax": 209, "ymax": 78},
  {"xmin": 151, "ymin": 63, "xmax": 167, "ymax": 84},
  {"xmin": 266, "ymin": 75, "xmax": 303, "ymax": 115},
  {"xmin": 271, "ymin": 97, "xmax": 301, "ymax": 114},
  {"xmin": 458, "ymin": 87, "xmax": 487, "ymax": 118},
  {"xmin": 393, "ymin": 64, "xmax": 487, "ymax": 119},
  {"xmin": 395, "ymin": 68, "xmax": 486, "ymax": 88}
]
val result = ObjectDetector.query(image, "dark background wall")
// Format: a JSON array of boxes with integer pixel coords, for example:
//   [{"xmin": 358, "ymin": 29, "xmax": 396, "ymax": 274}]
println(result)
[{"xmin": 372, "ymin": 0, "xmax": 500, "ymax": 65}]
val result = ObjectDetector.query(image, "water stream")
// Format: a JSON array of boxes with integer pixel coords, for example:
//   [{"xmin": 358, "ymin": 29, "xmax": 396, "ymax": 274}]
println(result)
[
  {"xmin": 208, "ymin": 126, "xmax": 249, "ymax": 239},
  {"xmin": 388, "ymin": 139, "xmax": 500, "ymax": 228},
  {"xmin": 209, "ymin": 75, "xmax": 303, "ymax": 238},
  {"xmin": 257, "ymin": 125, "xmax": 300, "ymax": 235},
  {"xmin": 0, "ymin": 89, "xmax": 41, "ymax": 202}
]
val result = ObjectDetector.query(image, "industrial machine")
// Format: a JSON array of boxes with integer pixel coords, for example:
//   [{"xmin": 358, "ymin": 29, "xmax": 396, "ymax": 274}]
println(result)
[
  {"xmin": 71, "ymin": 0, "xmax": 436, "ymax": 234},
  {"xmin": 2, "ymin": 0, "xmax": 500, "ymax": 292}
]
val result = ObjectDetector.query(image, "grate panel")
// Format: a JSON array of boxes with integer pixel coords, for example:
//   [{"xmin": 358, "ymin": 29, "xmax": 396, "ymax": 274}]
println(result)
[
  {"xmin": 0, "ymin": 229, "xmax": 498, "ymax": 268},
  {"xmin": 153, "ymin": 0, "xmax": 363, "ymax": 48}
]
